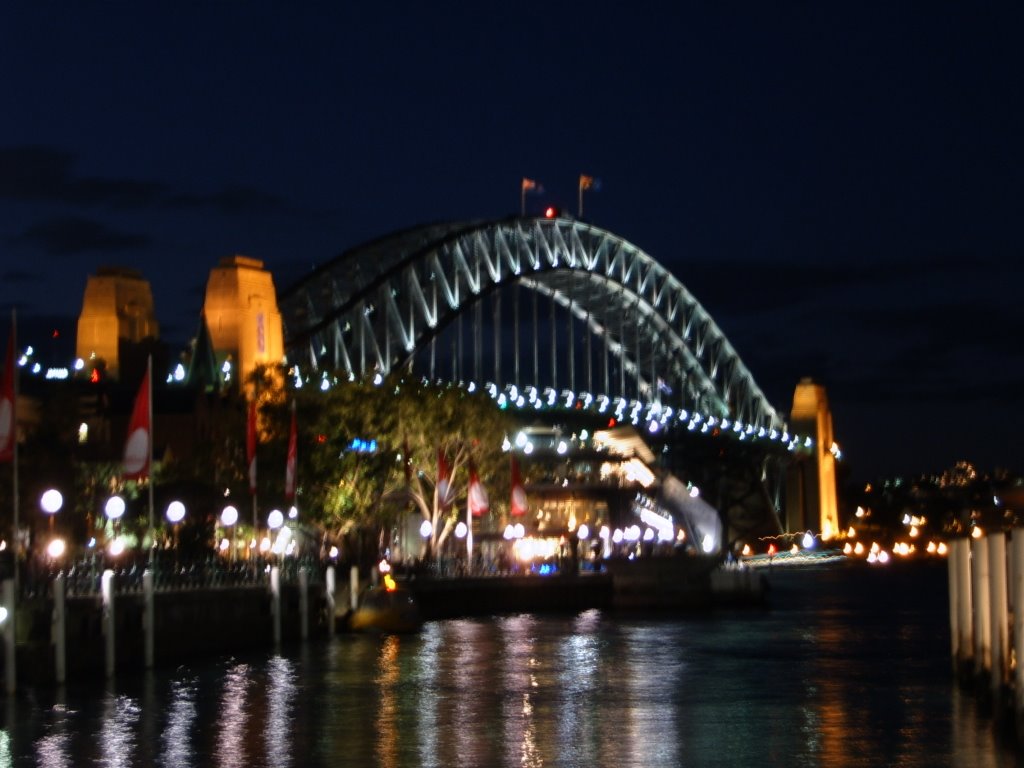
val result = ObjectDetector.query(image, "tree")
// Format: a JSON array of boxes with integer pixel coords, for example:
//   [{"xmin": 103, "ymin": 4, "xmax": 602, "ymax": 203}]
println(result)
[{"xmin": 251, "ymin": 371, "xmax": 513, "ymax": 561}]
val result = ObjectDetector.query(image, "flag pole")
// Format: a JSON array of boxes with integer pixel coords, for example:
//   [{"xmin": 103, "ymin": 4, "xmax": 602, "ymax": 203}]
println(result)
[
  {"xmin": 466, "ymin": 499, "xmax": 473, "ymax": 567},
  {"xmin": 11, "ymin": 309, "xmax": 19, "ymax": 578},
  {"xmin": 251, "ymin": 383, "xmax": 259, "ymax": 577},
  {"xmin": 578, "ymin": 178, "xmax": 584, "ymax": 218},
  {"xmin": 146, "ymin": 354, "xmax": 154, "ymax": 565}
]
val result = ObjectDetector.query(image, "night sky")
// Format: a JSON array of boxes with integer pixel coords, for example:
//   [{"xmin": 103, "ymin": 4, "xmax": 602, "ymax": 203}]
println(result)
[{"xmin": 2, "ymin": 3, "xmax": 1022, "ymax": 482}]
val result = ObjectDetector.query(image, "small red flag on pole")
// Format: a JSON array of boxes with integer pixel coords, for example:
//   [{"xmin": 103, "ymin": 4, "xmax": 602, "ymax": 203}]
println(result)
[
  {"xmin": 123, "ymin": 362, "xmax": 151, "ymax": 481},
  {"xmin": 467, "ymin": 460, "xmax": 489, "ymax": 518},
  {"xmin": 510, "ymin": 455, "xmax": 527, "ymax": 517},
  {"xmin": 437, "ymin": 448, "xmax": 453, "ymax": 510}
]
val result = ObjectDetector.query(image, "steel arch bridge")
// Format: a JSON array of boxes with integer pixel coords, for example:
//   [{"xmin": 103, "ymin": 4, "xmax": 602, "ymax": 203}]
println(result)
[{"xmin": 279, "ymin": 216, "xmax": 787, "ymax": 436}]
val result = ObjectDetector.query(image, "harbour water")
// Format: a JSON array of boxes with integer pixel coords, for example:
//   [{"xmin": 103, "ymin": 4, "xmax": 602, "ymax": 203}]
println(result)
[{"xmin": 0, "ymin": 561, "xmax": 1016, "ymax": 767}]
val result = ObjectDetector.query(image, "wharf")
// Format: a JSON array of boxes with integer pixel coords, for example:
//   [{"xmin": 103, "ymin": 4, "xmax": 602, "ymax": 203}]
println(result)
[{"xmin": 403, "ymin": 557, "xmax": 768, "ymax": 619}]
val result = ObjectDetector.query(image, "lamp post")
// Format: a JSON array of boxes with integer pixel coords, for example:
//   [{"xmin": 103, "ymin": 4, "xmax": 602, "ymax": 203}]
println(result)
[
  {"xmin": 105, "ymin": 496, "xmax": 126, "ymax": 561},
  {"xmin": 221, "ymin": 505, "xmax": 239, "ymax": 562},
  {"xmin": 166, "ymin": 501, "xmax": 185, "ymax": 563}
]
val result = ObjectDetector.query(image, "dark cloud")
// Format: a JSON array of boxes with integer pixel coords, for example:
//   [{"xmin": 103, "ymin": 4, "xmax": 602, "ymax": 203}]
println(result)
[
  {"xmin": 680, "ymin": 254, "xmax": 1022, "ymax": 318},
  {"xmin": 0, "ymin": 146, "xmax": 164, "ymax": 208},
  {"xmin": 0, "ymin": 145, "xmax": 287, "ymax": 215},
  {"xmin": 10, "ymin": 216, "xmax": 150, "ymax": 256},
  {"xmin": 167, "ymin": 186, "xmax": 289, "ymax": 215},
  {"xmin": 0, "ymin": 268, "xmax": 43, "ymax": 284}
]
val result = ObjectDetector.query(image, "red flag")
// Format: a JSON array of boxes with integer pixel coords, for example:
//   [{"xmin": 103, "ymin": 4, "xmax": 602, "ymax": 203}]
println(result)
[
  {"xmin": 467, "ymin": 460, "xmax": 489, "ymax": 518},
  {"xmin": 437, "ymin": 447, "xmax": 453, "ymax": 509},
  {"xmin": 246, "ymin": 400, "xmax": 257, "ymax": 494},
  {"xmin": 510, "ymin": 455, "xmax": 527, "ymax": 517},
  {"xmin": 123, "ymin": 364, "xmax": 151, "ymax": 480},
  {"xmin": 284, "ymin": 402, "xmax": 297, "ymax": 500},
  {"xmin": 0, "ymin": 326, "xmax": 14, "ymax": 463}
]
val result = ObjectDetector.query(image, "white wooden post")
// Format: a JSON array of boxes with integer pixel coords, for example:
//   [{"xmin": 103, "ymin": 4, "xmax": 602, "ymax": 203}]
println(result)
[
  {"xmin": 989, "ymin": 533, "xmax": 1009, "ymax": 701},
  {"xmin": 102, "ymin": 569, "xmax": 115, "ymax": 678},
  {"xmin": 270, "ymin": 566, "xmax": 281, "ymax": 647},
  {"xmin": 3, "ymin": 579, "xmax": 15, "ymax": 694},
  {"xmin": 971, "ymin": 536, "xmax": 991, "ymax": 683},
  {"xmin": 955, "ymin": 538, "xmax": 973, "ymax": 677},
  {"xmin": 298, "ymin": 568, "xmax": 309, "ymax": 641},
  {"xmin": 325, "ymin": 566, "xmax": 336, "ymax": 638},
  {"xmin": 52, "ymin": 573, "xmax": 66, "ymax": 684},
  {"xmin": 948, "ymin": 538, "xmax": 961, "ymax": 671},
  {"xmin": 143, "ymin": 569, "xmax": 154, "ymax": 668},
  {"xmin": 1011, "ymin": 532, "xmax": 1024, "ymax": 735}
]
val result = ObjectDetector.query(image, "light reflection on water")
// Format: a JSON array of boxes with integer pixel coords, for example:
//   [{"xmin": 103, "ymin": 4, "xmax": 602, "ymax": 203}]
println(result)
[
  {"xmin": 98, "ymin": 693, "xmax": 140, "ymax": 768},
  {"xmin": 216, "ymin": 663, "xmax": 251, "ymax": 768},
  {"xmin": 160, "ymin": 677, "xmax": 196, "ymax": 767},
  {"xmin": 0, "ymin": 564, "xmax": 1017, "ymax": 767},
  {"xmin": 263, "ymin": 656, "xmax": 296, "ymax": 768}
]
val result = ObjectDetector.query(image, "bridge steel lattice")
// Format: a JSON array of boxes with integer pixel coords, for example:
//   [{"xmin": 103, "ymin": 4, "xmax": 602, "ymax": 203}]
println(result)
[{"xmin": 279, "ymin": 216, "xmax": 786, "ymax": 436}]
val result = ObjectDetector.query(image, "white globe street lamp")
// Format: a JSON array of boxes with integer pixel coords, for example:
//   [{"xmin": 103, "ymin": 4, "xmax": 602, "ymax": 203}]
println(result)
[
  {"xmin": 267, "ymin": 509, "xmax": 284, "ymax": 530},
  {"xmin": 40, "ymin": 489, "xmax": 63, "ymax": 515},
  {"xmin": 41, "ymin": 489, "xmax": 63, "ymax": 537},
  {"xmin": 104, "ymin": 496, "xmax": 125, "ymax": 520},
  {"xmin": 165, "ymin": 501, "xmax": 186, "ymax": 525},
  {"xmin": 221, "ymin": 506, "xmax": 239, "ymax": 562}
]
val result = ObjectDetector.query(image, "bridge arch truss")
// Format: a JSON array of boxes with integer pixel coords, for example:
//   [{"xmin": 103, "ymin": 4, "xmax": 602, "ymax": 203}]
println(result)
[{"xmin": 279, "ymin": 217, "xmax": 785, "ymax": 432}]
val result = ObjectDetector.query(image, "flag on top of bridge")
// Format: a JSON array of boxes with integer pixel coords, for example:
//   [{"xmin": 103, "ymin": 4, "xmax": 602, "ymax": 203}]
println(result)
[
  {"xmin": 0, "ymin": 324, "xmax": 15, "ymax": 463},
  {"xmin": 467, "ymin": 460, "xmax": 489, "ymax": 518},
  {"xmin": 246, "ymin": 399, "xmax": 257, "ymax": 494},
  {"xmin": 510, "ymin": 455, "xmax": 527, "ymax": 517},
  {"xmin": 122, "ymin": 360, "xmax": 152, "ymax": 481},
  {"xmin": 437, "ymin": 447, "xmax": 453, "ymax": 510},
  {"xmin": 521, "ymin": 177, "xmax": 541, "ymax": 193},
  {"xmin": 284, "ymin": 401, "xmax": 297, "ymax": 500},
  {"xmin": 578, "ymin": 175, "xmax": 602, "ymax": 217}
]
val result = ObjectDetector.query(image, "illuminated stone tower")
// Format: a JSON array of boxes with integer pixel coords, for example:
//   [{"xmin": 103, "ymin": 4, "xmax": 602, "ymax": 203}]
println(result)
[
  {"xmin": 785, "ymin": 378, "xmax": 840, "ymax": 541},
  {"xmin": 202, "ymin": 255, "xmax": 284, "ymax": 388},
  {"xmin": 76, "ymin": 267, "xmax": 159, "ymax": 379}
]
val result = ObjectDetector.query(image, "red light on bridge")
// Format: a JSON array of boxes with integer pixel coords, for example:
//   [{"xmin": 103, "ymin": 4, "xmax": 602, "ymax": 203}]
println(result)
[
  {"xmin": 607, "ymin": 418, "xmax": 616, "ymax": 427},
  {"xmin": 544, "ymin": 206, "xmax": 559, "ymax": 219}
]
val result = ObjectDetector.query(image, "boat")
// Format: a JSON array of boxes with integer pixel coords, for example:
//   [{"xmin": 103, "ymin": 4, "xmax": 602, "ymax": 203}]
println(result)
[{"xmin": 348, "ymin": 573, "xmax": 423, "ymax": 633}]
